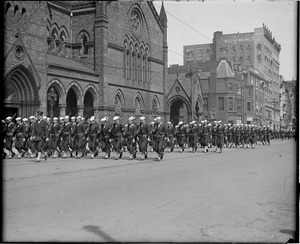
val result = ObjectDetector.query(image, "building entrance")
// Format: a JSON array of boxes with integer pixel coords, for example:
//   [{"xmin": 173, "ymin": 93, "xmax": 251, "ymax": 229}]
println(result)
[
  {"xmin": 170, "ymin": 99, "xmax": 188, "ymax": 125},
  {"xmin": 66, "ymin": 88, "xmax": 78, "ymax": 116}
]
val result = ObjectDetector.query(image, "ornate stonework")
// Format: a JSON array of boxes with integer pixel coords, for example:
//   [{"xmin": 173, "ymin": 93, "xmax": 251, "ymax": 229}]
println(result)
[{"xmin": 130, "ymin": 9, "xmax": 143, "ymax": 38}]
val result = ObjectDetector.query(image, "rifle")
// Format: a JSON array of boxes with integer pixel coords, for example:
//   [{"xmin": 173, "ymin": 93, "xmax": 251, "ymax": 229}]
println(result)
[{"xmin": 11, "ymin": 113, "xmax": 17, "ymax": 120}]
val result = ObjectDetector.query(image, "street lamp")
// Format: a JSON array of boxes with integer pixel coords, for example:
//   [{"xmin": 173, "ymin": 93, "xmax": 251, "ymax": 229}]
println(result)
[{"xmin": 47, "ymin": 87, "xmax": 57, "ymax": 117}]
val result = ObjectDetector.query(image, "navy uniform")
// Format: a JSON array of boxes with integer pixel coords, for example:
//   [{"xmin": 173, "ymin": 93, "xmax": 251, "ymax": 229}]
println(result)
[
  {"xmin": 188, "ymin": 121, "xmax": 198, "ymax": 152},
  {"xmin": 14, "ymin": 117, "xmax": 26, "ymax": 158},
  {"xmin": 4, "ymin": 117, "xmax": 16, "ymax": 158},
  {"xmin": 32, "ymin": 111, "xmax": 49, "ymax": 162},
  {"xmin": 201, "ymin": 121, "xmax": 210, "ymax": 152},
  {"xmin": 124, "ymin": 116, "xmax": 137, "ymax": 160},
  {"xmin": 100, "ymin": 116, "xmax": 112, "ymax": 159},
  {"xmin": 216, "ymin": 121, "xmax": 224, "ymax": 153},
  {"xmin": 50, "ymin": 117, "xmax": 60, "ymax": 158},
  {"xmin": 152, "ymin": 117, "xmax": 168, "ymax": 161},
  {"xmin": 110, "ymin": 116, "xmax": 125, "ymax": 160},
  {"xmin": 234, "ymin": 124, "xmax": 241, "ymax": 148},
  {"xmin": 86, "ymin": 117, "xmax": 99, "ymax": 158},
  {"xmin": 176, "ymin": 121, "xmax": 186, "ymax": 152},
  {"xmin": 60, "ymin": 116, "xmax": 72, "ymax": 158},
  {"xmin": 136, "ymin": 116, "xmax": 150, "ymax": 160},
  {"xmin": 166, "ymin": 122, "xmax": 175, "ymax": 152},
  {"xmin": 227, "ymin": 123, "xmax": 233, "ymax": 148},
  {"xmin": 74, "ymin": 116, "xmax": 85, "ymax": 158}
]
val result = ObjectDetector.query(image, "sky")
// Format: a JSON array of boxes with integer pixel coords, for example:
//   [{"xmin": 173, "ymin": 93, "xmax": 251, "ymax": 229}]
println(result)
[{"xmin": 153, "ymin": 0, "xmax": 298, "ymax": 81}]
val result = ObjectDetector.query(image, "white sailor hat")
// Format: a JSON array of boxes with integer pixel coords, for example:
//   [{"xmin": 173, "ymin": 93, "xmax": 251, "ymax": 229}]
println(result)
[
  {"xmin": 23, "ymin": 118, "xmax": 28, "ymax": 122},
  {"xmin": 208, "ymin": 123, "xmax": 212, "ymax": 126},
  {"xmin": 64, "ymin": 116, "xmax": 69, "ymax": 119},
  {"xmin": 71, "ymin": 116, "xmax": 76, "ymax": 120},
  {"xmin": 139, "ymin": 116, "xmax": 146, "ymax": 121},
  {"xmin": 201, "ymin": 120, "xmax": 205, "ymax": 123},
  {"xmin": 6, "ymin": 116, "xmax": 12, "ymax": 120},
  {"xmin": 153, "ymin": 117, "xmax": 157, "ymax": 122},
  {"xmin": 167, "ymin": 121, "xmax": 172, "ymax": 124},
  {"xmin": 43, "ymin": 116, "xmax": 47, "ymax": 120},
  {"xmin": 16, "ymin": 117, "xmax": 21, "ymax": 121},
  {"xmin": 128, "ymin": 116, "xmax": 135, "ymax": 121},
  {"xmin": 59, "ymin": 116, "xmax": 64, "ymax": 120},
  {"xmin": 90, "ymin": 116, "xmax": 95, "ymax": 121},
  {"xmin": 204, "ymin": 120, "xmax": 207, "ymax": 122},
  {"xmin": 228, "ymin": 123, "xmax": 231, "ymax": 126},
  {"xmin": 100, "ymin": 116, "xmax": 107, "ymax": 122},
  {"xmin": 178, "ymin": 121, "xmax": 183, "ymax": 125},
  {"xmin": 29, "ymin": 116, "xmax": 35, "ymax": 120},
  {"xmin": 53, "ymin": 117, "xmax": 58, "ymax": 121},
  {"xmin": 156, "ymin": 117, "xmax": 162, "ymax": 121},
  {"xmin": 218, "ymin": 120, "xmax": 222, "ymax": 124},
  {"xmin": 113, "ymin": 116, "xmax": 120, "ymax": 121},
  {"xmin": 76, "ymin": 116, "xmax": 82, "ymax": 120},
  {"xmin": 150, "ymin": 121, "xmax": 155, "ymax": 125}
]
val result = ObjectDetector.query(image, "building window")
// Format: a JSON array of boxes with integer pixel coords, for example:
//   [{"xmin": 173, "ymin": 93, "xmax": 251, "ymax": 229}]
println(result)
[
  {"xmin": 228, "ymin": 83, "xmax": 233, "ymax": 90},
  {"xmin": 247, "ymin": 102, "xmax": 251, "ymax": 112},
  {"xmin": 229, "ymin": 97, "xmax": 233, "ymax": 111},
  {"xmin": 203, "ymin": 97, "xmax": 208, "ymax": 111},
  {"xmin": 218, "ymin": 97, "xmax": 224, "ymax": 110}
]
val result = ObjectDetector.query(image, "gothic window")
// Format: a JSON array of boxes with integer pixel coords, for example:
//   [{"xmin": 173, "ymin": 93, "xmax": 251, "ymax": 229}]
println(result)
[
  {"xmin": 5, "ymin": 2, "xmax": 11, "ymax": 14},
  {"xmin": 81, "ymin": 34, "xmax": 88, "ymax": 55},
  {"xmin": 21, "ymin": 7, "xmax": 26, "ymax": 18},
  {"xmin": 14, "ymin": 5, "xmax": 19, "ymax": 15},
  {"xmin": 135, "ymin": 97, "xmax": 140, "ymax": 112},
  {"xmin": 114, "ymin": 94, "xmax": 121, "ymax": 110},
  {"xmin": 142, "ymin": 54, "xmax": 146, "ymax": 83}
]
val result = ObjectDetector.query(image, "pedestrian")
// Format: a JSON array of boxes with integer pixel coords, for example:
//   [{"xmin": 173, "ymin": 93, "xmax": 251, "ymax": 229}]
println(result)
[
  {"xmin": 175, "ymin": 121, "xmax": 186, "ymax": 152},
  {"xmin": 124, "ymin": 116, "xmax": 137, "ymax": 160},
  {"xmin": 110, "ymin": 116, "xmax": 124, "ymax": 160},
  {"xmin": 152, "ymin": 117, "xmax": 168, "ymax": 161},
  {"xmin": 60, "ymin": 116, "xmax": 72, "ymax": 158},
  {"xmin": 86, "ymin": 116, "xmax": 99, "ymax": 158},
  {"xmin": 14, "ymin": 117, "xmax": 25, "ymax": 159},
  {"xmin": 100, "ymin": 116, "xmax": 111, "ymax": 159},
  {"xmin": 31, "ymin": 111, "xmax": 49, "ymax": 162},
  {"xmin": 136, "ymin": 116, "xmax": 150, "ymax": 160},
  {"xmin": 74, "ymin": 116, "xmax": 86, "ymax": 158},
  {"xmin": 166, "ymin": 121, "xmax": 175, "ymax": 152},
  {"xmin": 4, "ymin": 116, "xmax": 16, "ymax": 159}
]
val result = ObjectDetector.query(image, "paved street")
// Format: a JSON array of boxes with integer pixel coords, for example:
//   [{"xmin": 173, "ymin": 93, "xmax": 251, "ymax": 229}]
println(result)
[{"xmin": 3, "ymin": 140, "xmax": 296, "ymax": 242}]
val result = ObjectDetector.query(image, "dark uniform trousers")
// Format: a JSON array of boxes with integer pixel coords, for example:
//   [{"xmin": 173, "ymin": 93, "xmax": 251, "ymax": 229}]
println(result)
[
  {"xmin": 33, "ymin": 119, "xmax": 48, "ymax": 152},
  {"xmin": 15, "ymin": 123, "xmax": 25, "ymax": 152},
  {"xmin": 125, "ymin": 124, "xmax": 137, "ymax": 155},
  {"xmin": 5, "ymin": 122, "xmax": 15, "ymax": 151}
]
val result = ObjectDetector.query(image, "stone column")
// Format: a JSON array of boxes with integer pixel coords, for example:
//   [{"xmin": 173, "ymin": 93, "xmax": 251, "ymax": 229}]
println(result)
[
  {"xmin": 77, "ymin": 105, "xmax": 84, "ymax": 117},
  {"xmin": 59, "ymin": 104, "xmax": 66, "ymax": 117}
]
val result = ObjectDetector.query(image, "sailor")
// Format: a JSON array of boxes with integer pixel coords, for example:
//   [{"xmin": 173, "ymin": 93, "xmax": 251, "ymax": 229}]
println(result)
[
  {"xmin": 124, "ymin": 116, "xmax": 137, "ymax": 160},
  {"xmin": 110, "ymin": 116, "xmax": 124, "ymax": 160},
  {"xmin": 136, "ymin": 116, "xmax": 150, "ymax": 160},
  {"xmin": 152, "ymin": 117, "xmax": 168, "ymax": 161}
]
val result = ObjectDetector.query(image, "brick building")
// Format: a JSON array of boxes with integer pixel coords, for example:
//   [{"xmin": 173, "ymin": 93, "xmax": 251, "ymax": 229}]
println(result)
[
  {"xmin": 183, "ymin": 24, "xmax": 282, "ymax": 126},
  {"xmin": 4, "ymin": 1, "xmax": 168, "ymax": 121},
  {"xmin": 167, "ymin": 60, "xmax": 243, "ymax": 125}
]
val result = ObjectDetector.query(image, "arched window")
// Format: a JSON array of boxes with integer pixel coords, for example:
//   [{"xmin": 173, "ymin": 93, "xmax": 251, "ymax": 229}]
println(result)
[
  {"xmin": 52, "ymin": 28, "xmax": 58, "ymax": 39},
  {"xmin": 81, "ymin": 34, "xmax": 88, "ymax": 55},
  {"xmin": 14, "ymin": 5, "xmax": 19, "ymax": 15},
  {"xmin": 6, "ymin": 2, "xmax": 11, "ymax": 14},
  {"xmin": 123, "ymin": 40, "xmax": 128, "ymax": 79},
  {"xmin": 21, "ymin": 7, "xmax": 26, "ymax": 17},
  {"xmin": 114, "ymin": 94, "xmax": 122, "ymax": 110}
]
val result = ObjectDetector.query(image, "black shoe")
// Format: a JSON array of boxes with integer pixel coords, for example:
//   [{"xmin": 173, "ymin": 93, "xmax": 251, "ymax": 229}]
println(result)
[
  {"xmin": 133, "ymin": 153, "xmax": 136, "ymax": 159},
  {"xmin": 145, "ymin": 154, "xmax": 148, "ymax": 159},
  {"xmin": 120, "ymin": 151, "xmax": 123, "ymax": 158},
  {"xmin": 160, "ymin": 154, "xmax": 163, "ymax": 160},
  {"xmin": 171, "ymin": 148, "xmax": 173, "ymax": 152},
  {"xmin": 21, "ymin": 151, "xmax": 26, "ymax": 157},
  {"xmin": 12, "ymin": 152, "xmax": 15, "ymax": 158},
  {"xmin": 94, "ymin": 151, "xmax": 98, "ymax": 157}
]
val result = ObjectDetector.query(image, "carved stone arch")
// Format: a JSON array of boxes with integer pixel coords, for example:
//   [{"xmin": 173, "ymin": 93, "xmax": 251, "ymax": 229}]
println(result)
[
  {"xmin": 113, "ymin": 89, "xmax": 125, "ymax": 109},
  {"xmin": 14, "ymin": 4, "xmax": 19, "ymax": 16},
  {"xmin": 66, "ymin": 81, "xmax": 83, "ymax": 105},
  {"xmin": 76, "ymin": 29, "xmax": 90, "ymax": 43},
  {"xmin": 5, "ymin": 2, "xmax": 11, "ymax": 14},
  {"xmin": 47, "ymin": 78, "xmax": 66, "ymax": 104},
  {"xmin": 134, "ymin": 92, "xmax": 144, "ymax": 110},
  {"xmin": 4, "ymin": 64, "xmax": 40, "ymax": 116},
  {"xmin": 83, "ymin": 85, "xmax": 99, "ymax": 105},
  {"xmin": 59, "ymin": 25, "xmax": 69, "ymax": 41},
  {"xmin": 51, "ymin": 25, "xmax": 59, "ymax": 39},
  {"xmin": 152, "ymin": 95, "xmax": 161, "ymax": 112}
]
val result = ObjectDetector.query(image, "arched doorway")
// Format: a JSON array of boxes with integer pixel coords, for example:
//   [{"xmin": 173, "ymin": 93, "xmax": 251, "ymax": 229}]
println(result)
[
  {"xmin": 170, "ymin": 99, "xmax": 188, "ymax": 125},
  {"xmin": 4, "ymin": 64, "xmax": 40, "ymax": 118},
  {"xmin": 47, "ymin": 86, "xmax": 60, "ymax": 117},
  {"xmin": 84, "ymin": 90, "xmax": 94, "ymax": 117},
  {"xmin": 66, "ymin": 88, "xmax": 78, "ymax": 116}
]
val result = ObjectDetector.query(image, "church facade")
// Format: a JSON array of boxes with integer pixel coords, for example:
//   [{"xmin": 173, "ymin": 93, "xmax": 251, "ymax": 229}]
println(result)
[{"xmin": 4, "ymin": 1, "xmax": 168, "ymax": 121}]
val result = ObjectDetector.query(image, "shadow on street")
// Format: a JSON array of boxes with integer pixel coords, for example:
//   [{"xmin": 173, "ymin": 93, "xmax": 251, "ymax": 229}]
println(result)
[{"xmin": 83, "ymin": 225, "xmax": 117, "ymax": 242}]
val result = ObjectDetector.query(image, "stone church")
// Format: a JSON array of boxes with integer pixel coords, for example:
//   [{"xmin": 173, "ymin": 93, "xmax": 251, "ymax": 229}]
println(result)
[{"xmin": 4, "ymin": 1, "xmax": 168, "ymax": 121}]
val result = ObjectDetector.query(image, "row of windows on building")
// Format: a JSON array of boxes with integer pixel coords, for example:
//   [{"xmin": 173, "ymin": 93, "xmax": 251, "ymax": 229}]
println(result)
[
  {"xmin": 219, "ymin": 43, "xmax": 252, "ymax": 53},
  {"xmin": 123, "ymin": 39, "xmax": 151, "ymax": 83}
]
